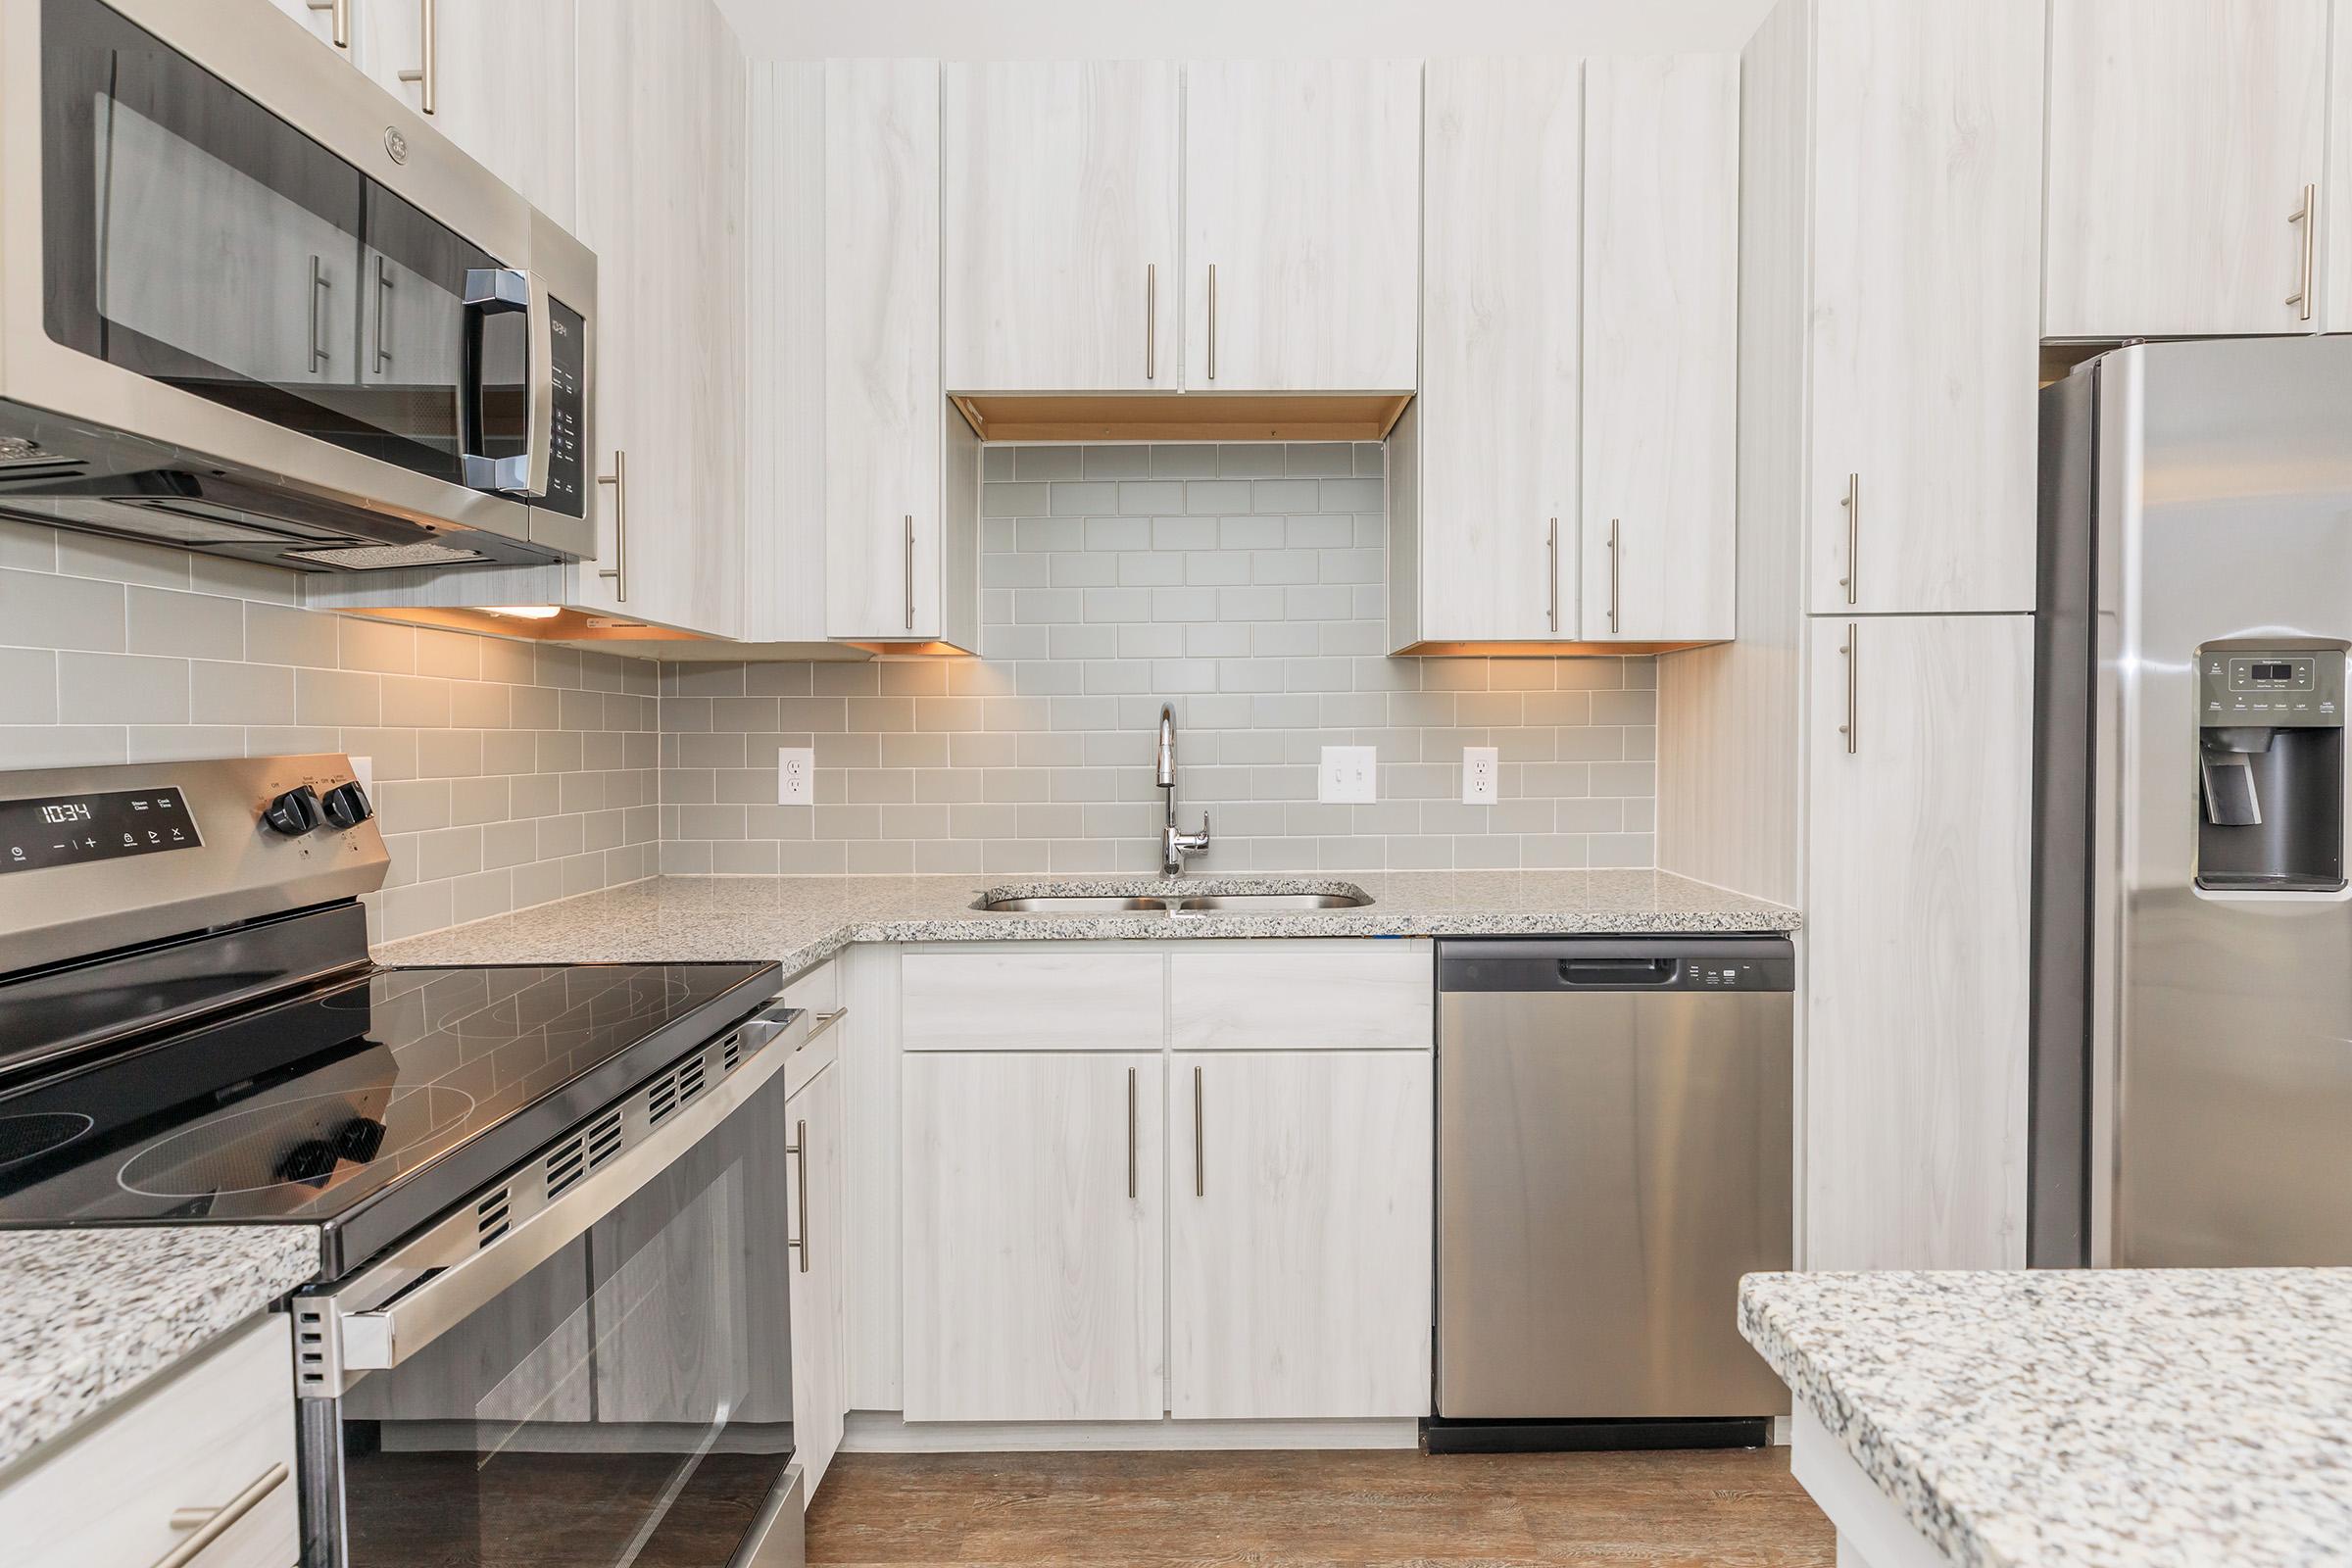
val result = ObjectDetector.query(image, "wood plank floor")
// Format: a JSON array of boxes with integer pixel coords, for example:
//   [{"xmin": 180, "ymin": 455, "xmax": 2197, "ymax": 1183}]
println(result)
[{"xmin": 807, "ymin": 1447, "xmax": 1836, "ymax": 1568}]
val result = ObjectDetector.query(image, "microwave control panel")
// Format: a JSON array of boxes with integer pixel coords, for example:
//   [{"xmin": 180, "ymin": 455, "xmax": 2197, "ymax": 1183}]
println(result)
[
  {"xmin": 2199, "ymin": 650, "xmax": 2345, "ymax": 728},
  {"xmin": 541, "ymin": 297, "xmax": 587, "ymax": 518}
]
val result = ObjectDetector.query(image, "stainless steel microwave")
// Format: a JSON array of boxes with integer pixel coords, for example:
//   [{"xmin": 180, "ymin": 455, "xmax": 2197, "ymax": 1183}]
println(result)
[{"xmin": 0, "ymin": 0, "xmax": 594, "ymax": 571}]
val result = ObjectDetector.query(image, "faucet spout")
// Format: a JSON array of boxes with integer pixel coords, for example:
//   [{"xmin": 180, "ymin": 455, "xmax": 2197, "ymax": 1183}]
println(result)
[
  {"xmin": 1154, "ymin": 702, "xmax": 1210, "ymax": 874},
  {"xmin": 1156, "ymin": 704, "xmax": 1177, "ymax": 790}
]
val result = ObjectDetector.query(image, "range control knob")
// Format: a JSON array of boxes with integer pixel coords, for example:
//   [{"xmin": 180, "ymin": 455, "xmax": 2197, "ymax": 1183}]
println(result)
[
  {"xmin": 321, "ymin": 781, "xmax": 375, "ymax": 830},
  {"xmin": 261, "ymin": 785, "xmax": 323, "ymax": 837}
]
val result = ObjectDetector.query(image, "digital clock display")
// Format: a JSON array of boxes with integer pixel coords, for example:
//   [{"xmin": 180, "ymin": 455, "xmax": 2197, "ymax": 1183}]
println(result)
[{"xmin": 0, "ymin": 787, "xmax": 200, "ymax": 875}]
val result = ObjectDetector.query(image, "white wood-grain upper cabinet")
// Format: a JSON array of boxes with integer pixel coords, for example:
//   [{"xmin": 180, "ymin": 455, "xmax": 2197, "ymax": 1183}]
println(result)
[
  {"xmin": 942, "ymin": 62, "xmax": 1181, "ymax": 393},
  {"xmin": 824, "ymin": 60, "xmax": 980, "ymax": 649},
  {"xmin": 1183, "ymin": 61, "xmax": 1422, "ymax": 393},
  {"xmin": 2044, "ymin": 0, "xmax": 2330, "ymax": 339},
  {"xmin": 2328, "ymin": 4, "xmax": 2352, "ymax": 335},
  {"xmin": 0, "ymin": 1314, "xmax": 298, "ymax": 1568},
  {"xmin": 1404, "ymin": 56, "xmax": 1583, "ymax": 646},
  {"xmin": 1805, "ymin": 0, "xmax": 2041, "ymax": 615},
  {"xmin": 1579, "ymin": 53, "xmax": 1739, "ymax": 645},
  {"xmin": 362, "ymin": 0, "xmax": 581, "ymax": 227},
  {"xmin": 574, "ymin": 0, "xmax": 746, "ymax": 637},
  {"xmin": 1169, "ymin": 1051, "xmax": 1433, "ymax": 1419},
  {"xmin": 902, "ymin": 1051, "xmax": 1167, "ymax": 1422},
  {"xmin": 1804, "ymin": 614, "xmax": 2033, "ymax": 1271},
  {"xmin": 786, "ymin": 1050, "xmax": 849, "ymax": 1494}
]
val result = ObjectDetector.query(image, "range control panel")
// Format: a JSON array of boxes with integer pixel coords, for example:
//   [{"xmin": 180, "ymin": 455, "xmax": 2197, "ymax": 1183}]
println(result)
[
  {"xmin": 0, "ymin": 786, "xmax": 199, "ymax": 875},
  {"xmin": 2200, "ymin": 650, "xmax": 2345, "ymax": 728}
]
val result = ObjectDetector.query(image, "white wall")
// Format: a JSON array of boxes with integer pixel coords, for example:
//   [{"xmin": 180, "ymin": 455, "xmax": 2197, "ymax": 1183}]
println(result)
[{"xmin": 713, "ymin": 0, "xmax": 1777, "ymax": 61}]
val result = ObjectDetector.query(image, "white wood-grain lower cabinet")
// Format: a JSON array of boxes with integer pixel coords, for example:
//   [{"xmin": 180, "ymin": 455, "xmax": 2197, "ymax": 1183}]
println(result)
[
  {"xmin": 1578, "ymin": 53, "xmax": 1739, "ymax": 646},
  {"xmin": 1803, "ymin": 0, "xmax": 2041, "ymax": 615},
  {"xmin": 787, "ymin": 1050, "xmax": 849, "ymax": 1494},
  {"xmin": 1182, "ymin": 60, "xmax": 1422, "ymax": 393},
  {"xmin": 2043, "ymin": 0, "xmax": 2330, "ymax": 339},
  {"xmin": 1803, "ymin": 614, "xmax": 2033, "ymax": 1272},
  {"xmin": 902, "ymin": 1052, "xmax": 1166, "ymax": 1422},
  {"xmin": 824, "ymin": 59, "xmax": 980, "ymax": 650},
  {"xmin": 1402, "ymin": 56, "xmax": 1584, "ymax": 646},
  {"xmin": 1169, "ymin": 1052, "xmax": 1433, "ymax": 1419},
  {"xmin": 0, "ymin": 1313, "xmax": 299, "ymax": 1568},
  {"xmin": 942, "ymin": 62, "xmax": 1181, "ymax": 393}
]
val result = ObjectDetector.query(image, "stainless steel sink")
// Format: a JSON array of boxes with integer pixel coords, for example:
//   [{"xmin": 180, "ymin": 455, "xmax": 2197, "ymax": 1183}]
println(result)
[
  {"xmin": 1169, "ymin": 893, "xmax": 1370, "ymax": 911},
  {"xmin": 976, "ymin": 895, "xmax": 1168, "ymax": 913}
]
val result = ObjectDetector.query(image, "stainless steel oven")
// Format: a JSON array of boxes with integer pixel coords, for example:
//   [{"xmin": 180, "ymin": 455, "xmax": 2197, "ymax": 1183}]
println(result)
[
  {"xmin": 294, "ymin": 1002, "xmax": 809, "ymax": 1568},
  {"xmin": 0, "ymin": 0, "xmax": 594, "ymax": 572}
]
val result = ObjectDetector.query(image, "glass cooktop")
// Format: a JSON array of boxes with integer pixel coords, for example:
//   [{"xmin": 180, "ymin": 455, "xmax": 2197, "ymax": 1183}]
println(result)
[{"xmin": 0, "ymin": 960, "xmax": 775, "ymax": 1273}]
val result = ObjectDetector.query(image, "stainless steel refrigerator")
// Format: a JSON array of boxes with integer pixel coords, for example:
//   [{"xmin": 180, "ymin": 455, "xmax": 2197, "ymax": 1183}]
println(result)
[{"xmin": 2032, "ymin": 335, "xmax": 2352, "ymax": 1268}]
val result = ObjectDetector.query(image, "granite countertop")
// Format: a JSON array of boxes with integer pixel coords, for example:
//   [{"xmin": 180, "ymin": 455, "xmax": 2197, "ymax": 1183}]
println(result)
[
  {"xmin": 0, "ymin": 1228, "xmax": 318, "ymax": 1472},
  {"xmin": 1740, "ymin": 1268, "xmax": 2352, "ymax": 1568},
  {"xmin": 373, "ymin": 868, "xmax": 1798, "ymax": 970}
]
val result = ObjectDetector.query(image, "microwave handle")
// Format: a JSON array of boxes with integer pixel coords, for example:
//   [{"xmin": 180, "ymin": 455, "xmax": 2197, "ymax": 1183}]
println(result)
[{"xmin": 458, "ymin": 267, "xmax": 554, "ymax": 499}]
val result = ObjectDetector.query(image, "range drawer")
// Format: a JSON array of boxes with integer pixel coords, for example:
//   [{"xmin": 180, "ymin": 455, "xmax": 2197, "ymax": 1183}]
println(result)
[
  {"xmin": 1171, "ymin": 941, "xmax": 1433, "ymax": 1052},
  {"xmin": 0, "ymin": 1313, "xmax": 298, "ymax": 1568}
]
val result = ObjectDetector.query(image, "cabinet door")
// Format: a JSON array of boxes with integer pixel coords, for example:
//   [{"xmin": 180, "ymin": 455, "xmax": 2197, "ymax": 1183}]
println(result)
[
  {"xmin": 367, "ymin": 0, "xmax": 581, "ymax": 228},
  {"xmin": 2327, "ymin": 3, "xmax": 2352, "ymax": 334},
  {"xmin": 1805, "ymin": 614, "xmax": 2032, "ymax": 1271},
  {"xmin": 2044, "ymin": 0, "xmax": 2328, "ymax": 339},
  {"xmin": 1413, "ymin": 57, "xmax": 1581, "ymax": 643},
  {"xmin": 575, "ymin": 0, "xmax": 746, "ymax": 636},
  {"xmin": 904, "ymin": 1053, "xmax": 1165, "ymax": 1422},
  {"xmin": 825, "ymin": 60, "xmax": 945, "ymax": 639},
  {"xmin": 1578, "ymin": 54, "xmax": 1738, "ymax": 645},
  {"xmin": 943, "ymin": 62, "xmax": 1179, "ymax": 392},
  {"xmin": 1169, "ymin": 1052, "xmax": 1433, "ymax": 1419},
  {"xmin": 787, "ymin": 1059, "xmax": 848, "ymax": 1494},
  {"xmin": 1807, "ymin": 0, "xmax": 2041, "ymax": 615},
  {"xmin": 1183, "ymin": 61, "xmax": 1421, "ymax": 392}
]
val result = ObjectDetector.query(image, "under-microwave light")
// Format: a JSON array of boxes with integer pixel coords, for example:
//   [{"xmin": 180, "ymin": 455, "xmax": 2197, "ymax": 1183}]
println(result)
[{"xmin": 482, "ymin": 605, "xmax": 563, "ymax": 620}]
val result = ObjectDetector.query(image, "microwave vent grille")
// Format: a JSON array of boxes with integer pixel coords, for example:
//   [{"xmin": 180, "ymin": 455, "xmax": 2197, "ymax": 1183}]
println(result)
[{"xmin": 284, "ymin": 542, "xmax": 494, "ymax": 570}]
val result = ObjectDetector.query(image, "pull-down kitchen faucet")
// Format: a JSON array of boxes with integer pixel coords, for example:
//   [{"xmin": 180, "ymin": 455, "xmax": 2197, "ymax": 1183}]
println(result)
[{"xmin": 1156, "ymin": 703, "xmax": 1211, "ymax": 875}]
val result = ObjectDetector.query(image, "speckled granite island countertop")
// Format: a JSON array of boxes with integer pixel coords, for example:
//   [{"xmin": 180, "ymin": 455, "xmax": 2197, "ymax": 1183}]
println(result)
[
  {"xmin": 372, "ymin": 869, "xmax": 1797, "ymax": 969},
  {"xmin": 1740, "ymin": 1268, "xmax": 2352, "ymax": 1568},
  {"xmin": 0, "ymin": 1228, "xmax": 318, "ymax": 1471}
]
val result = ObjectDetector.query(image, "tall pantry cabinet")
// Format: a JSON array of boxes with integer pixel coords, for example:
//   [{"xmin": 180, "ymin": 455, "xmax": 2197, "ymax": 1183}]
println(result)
[{"xmin": 1716, "ymin": 0, "xmax": 2042, "ymax": 1273}]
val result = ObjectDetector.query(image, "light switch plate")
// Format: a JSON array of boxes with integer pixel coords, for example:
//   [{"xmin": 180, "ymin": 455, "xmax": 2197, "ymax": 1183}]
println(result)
[
  {"xmin": 777, "ymin": 747, "xmax": 814, "ymax": 807},
  {"xmin": 1319, "ymin": 745, "xmax": 1377, "ymax": 804},
  {"xmin": 1461, "ymin": 746, "xmax": 1499, "ymax": 806}
]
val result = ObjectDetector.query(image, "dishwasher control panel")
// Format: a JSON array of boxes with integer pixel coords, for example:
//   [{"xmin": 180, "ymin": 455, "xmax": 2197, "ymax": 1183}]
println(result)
[{"xmin": 1438, "ymin": 938, "xmax": 1795, "ymax": 993}]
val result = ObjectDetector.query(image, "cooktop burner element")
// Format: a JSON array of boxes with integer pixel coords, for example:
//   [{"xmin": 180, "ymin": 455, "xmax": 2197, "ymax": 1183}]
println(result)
[{"xmin": 0, "ymin": 1111, "xmax": 94, "ymax": 1170}]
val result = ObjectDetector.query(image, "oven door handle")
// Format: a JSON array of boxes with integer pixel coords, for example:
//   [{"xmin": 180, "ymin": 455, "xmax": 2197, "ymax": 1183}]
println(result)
[
  {"xmin": 316, "ymin": 1006, "xmax": 808, "ymax": 1390},
  {"xmin": 458, "ymin": 267, "xmax": 554, "ymax": 498}
]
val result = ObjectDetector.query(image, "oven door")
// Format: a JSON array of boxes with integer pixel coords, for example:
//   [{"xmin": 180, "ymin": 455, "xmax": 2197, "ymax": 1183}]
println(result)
[{"xmin": 297, "ymin": 1013, "xmax": 804, "ymax": 1568}]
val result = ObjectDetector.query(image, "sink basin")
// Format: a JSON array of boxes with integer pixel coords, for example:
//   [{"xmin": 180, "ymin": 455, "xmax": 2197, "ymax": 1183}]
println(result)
[
  {"xmin": 1169, "ymin": 893, "xmax": 1370, "ymax": 911},
  {"xmin": 976, "ymin": 896, "xmax": 1167, "ymax": 913}
]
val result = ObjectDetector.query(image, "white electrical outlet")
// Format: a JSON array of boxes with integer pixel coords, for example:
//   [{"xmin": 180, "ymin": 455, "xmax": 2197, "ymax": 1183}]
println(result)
[
  {"xmin": 777, "ymin": 747, "xmax": 814, "ymax": 807},
  {"xmin": 349, "ymin": 756, "xmax": 373, "ymax": 795},
  {"xmin": 1319, "ymin": 745, "xmax": 1377, "ymax": 804},
  {"xmin": 1462, "ymin": 746, "xmax": 1499, "ymax": 806}
]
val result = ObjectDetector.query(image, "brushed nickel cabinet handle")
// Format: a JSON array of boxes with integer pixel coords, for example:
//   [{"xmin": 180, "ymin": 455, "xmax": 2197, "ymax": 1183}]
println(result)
[
  {"xmin": 596, "ymin": 450, "xmax": 628, "ymax": 603},
  {"xmin": 305, "ymin": 0, "xmax": 349, "ymax": 49},
  {"xmin": 1206, "ymin": 263, "xmax": 1218, "ymax": 382},
  {"xmin": 1545, "ymin": 516, "xmax": 1559, "ymax": 633},
  {"xmin": 1193, "ymin": 1063, "xmax": 1204, "ymax": 1198},
  {"xmin": 1146, "ymin": 263, "xmax": 1157, "ymax": 381},
  {"xmin": 785, "ymin": 1117, "xmax": 809, "ymax": 1273},
  {"xmin": 1839, "ymin": 622, "xmax": 1858, "ymax": 756},
  {"xmin": 152, "ymin": 1463, "xmax": 289, "ymax": 1568},
  {"xmin": 2288, "ymin": 183, "xmax": 2317, "ymax": 320},
  {"xmin": 396, "ymin": 0, "xmax": 436, "ymax": 114},
  {"xmin": 1838, "ymin": 472, "xmax": 1859, "ymax": 606},
  {"xmin": 1126, "ymin": 1066, "xmax": 1138, "ymax": 1199},
  {"xmin": 1607, "ymin": 518, "xmax": 1622, "ymax": 633},
  {"xmin": 904, "ymin": 514, "xmax": 916, "ymax": 631},
  {"xmin": 308, "ymin": 255, "xmax": 330, "ymax": 370}
]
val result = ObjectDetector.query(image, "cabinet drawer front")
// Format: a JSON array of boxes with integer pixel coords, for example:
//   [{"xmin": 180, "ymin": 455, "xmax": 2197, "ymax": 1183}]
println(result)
[
  {"xmin": 1171, "ymin": 944, "xmax": 1432, "ymax": 1052},
  {"xmin": 0, "ymin": 1313, "xmax": 298, "ymax": 1568},
  {"xmin": 781, "ymin": 956, "xmax": 841, "ymax": 1011},
  {"xmin": 903, "ymin": 951, "xmax": 1165, "ymax": 1051}
]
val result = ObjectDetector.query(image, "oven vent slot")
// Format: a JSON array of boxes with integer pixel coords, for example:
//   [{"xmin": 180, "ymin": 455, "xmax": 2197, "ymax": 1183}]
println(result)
[
  {"xmin": 476, "ymin": 1185, "xmax": 513, "ymax": 1246},
  {"xmin": 678, "ymin": 1055, "xmax": 707, "ymax": 1105},
  {"xmin": 544, "ymin": 1134, "xmax": 587, "ymax": 1200},
  {"xmin": 648, "ymin": 1071, "xmax": 678, "ymax": 1126},
  {"xmin": 722, "ymin": 1033, "xmax": 742, "ymax": 1073},
  {"xmin": 294, "ymin": 1302, "xmax": 330, "ymax": 1392},
  {"xmin": 586, "ymin": 1109, "xmax": 624, "ymax": 1171}
]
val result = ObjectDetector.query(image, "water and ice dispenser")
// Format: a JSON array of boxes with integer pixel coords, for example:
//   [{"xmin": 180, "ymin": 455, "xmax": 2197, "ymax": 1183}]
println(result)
[{"xmin": 2196, "ymin": 646, "xmax": 2347, "ymax": 892}]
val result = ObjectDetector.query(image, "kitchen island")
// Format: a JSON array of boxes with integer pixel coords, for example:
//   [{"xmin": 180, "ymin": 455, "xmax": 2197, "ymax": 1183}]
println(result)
[{"xmin": 1740, "ymin": 1267, "xmax": 2352, "ymax": 1568}]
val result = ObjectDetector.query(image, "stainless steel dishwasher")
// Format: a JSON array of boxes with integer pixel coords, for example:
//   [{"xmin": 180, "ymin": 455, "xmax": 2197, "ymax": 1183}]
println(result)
[{"xmin": 1432, "ymin": 937, "xmax": 1793, "ymax": 1449}]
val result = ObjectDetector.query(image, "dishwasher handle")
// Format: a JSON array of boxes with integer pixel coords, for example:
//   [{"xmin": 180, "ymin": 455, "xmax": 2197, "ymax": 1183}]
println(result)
[{"xmin": 1558, "ymin": 956, "xmax": 1679, "ymax": 987}]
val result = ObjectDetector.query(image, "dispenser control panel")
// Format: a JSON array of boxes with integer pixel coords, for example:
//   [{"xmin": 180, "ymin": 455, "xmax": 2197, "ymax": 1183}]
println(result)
[{"xmin": 2200, "ymin": 651, "xmax": 2344, "ymax": 727}]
